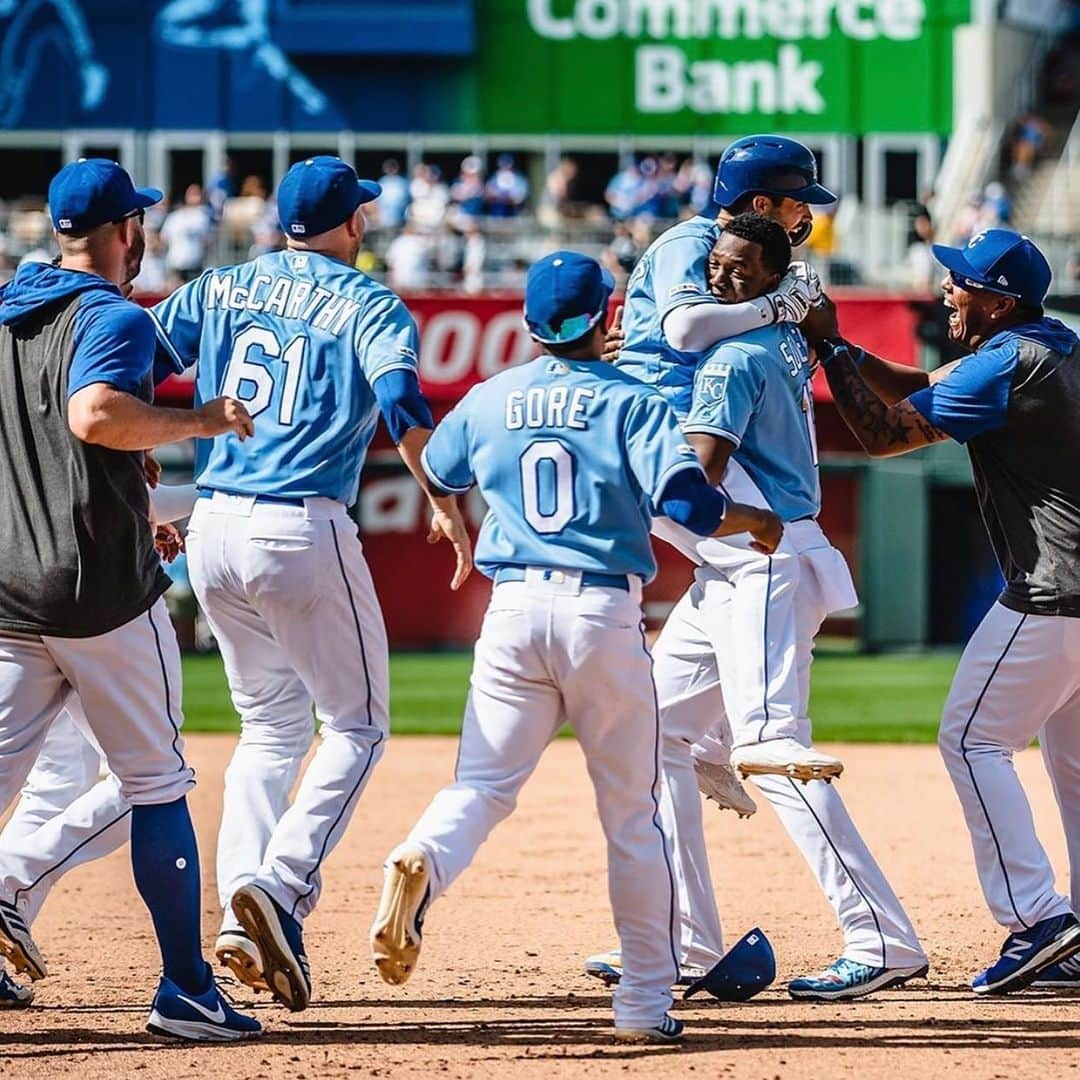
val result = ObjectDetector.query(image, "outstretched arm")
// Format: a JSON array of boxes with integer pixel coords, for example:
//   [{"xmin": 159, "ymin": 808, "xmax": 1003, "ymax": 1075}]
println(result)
[{"xmin": 818, "ymin": 339, "xmax": 949, "ymax": 457}]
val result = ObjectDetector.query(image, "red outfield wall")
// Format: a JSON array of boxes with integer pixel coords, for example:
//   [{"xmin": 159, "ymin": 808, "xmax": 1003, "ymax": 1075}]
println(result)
[{"xmin": 152, "ymin": 292, "xmax": 921, "ymax": 646}]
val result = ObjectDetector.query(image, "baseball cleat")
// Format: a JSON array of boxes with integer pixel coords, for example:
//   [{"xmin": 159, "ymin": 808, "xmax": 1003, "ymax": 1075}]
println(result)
[
  {"xmin": 694, "ymin": 759, "xmax": 757, "ymax": 817},
  {"xmin": 1031, "ymin": 953, "xmax": 1080, "ymax": 988},
  {"xmin": 0, "ymin": 967, "xmax": 33, "ymax": 1008},
  {"xmin": 371, "ymin": 845, "xmax": 431, "ymax": 986},
  {"xmin": 613, "ymin": 1014, "xmax": 684, "ymax": 1043},
  {"xmin": 584, "ymin": 948, "xmax": 705, "ymax": 988},
  {"xmin": 0, "ymin": 899, "xmax": 46, "ymax": 981},
  {"xmin": 215, "ymin": 929, "xmax": 269, "ymax": 993},
  {"xmin": 146, "ymin": 969, "xmax": 262, "ymax": 1042},
  {"xmin": 972, "ymin": 913, "xmax": 1080, "ymax": 995},
  {"xmin": 231, "ymin": 884, "xmax": 311, "ymax": 1012},
  {"xmin": 731, "ymin": 738, "xmax": 844, "ymax": 783},
  {"xmin": 788, "ymin": 957, "xmax": 929, "ymax": 1000}
]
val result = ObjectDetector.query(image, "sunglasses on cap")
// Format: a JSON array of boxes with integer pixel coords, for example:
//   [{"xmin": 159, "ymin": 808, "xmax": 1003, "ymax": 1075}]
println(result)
[{"xmin": 948, "ymin": 270, "xmax": 1021, "ymax": 301}]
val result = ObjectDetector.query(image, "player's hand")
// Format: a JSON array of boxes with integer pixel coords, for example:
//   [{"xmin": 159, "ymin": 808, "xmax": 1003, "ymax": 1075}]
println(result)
[
  {"xmin": 427, "ymin": 501, "xmax": 473, "ymax": 591},
  {"xmin": 788, "ymin": 261, "xmax": 822, "ymax": 304},
  {"xmin": 748, "ymin": 508, "xmax": 784, "ymax": 555},
  {"xmin": 196, "ymin": 396, "xmax": 255, "ymax": 441},
  {"xmin": 144, "ymin": 449, "xmax": 162, "ymax": 489},
  {"xmin": 800, "ymin": 294, "xmax": 839, "ymax": 348},
  {"xmin": 601, "ymin": 304, "xmax": 624, "ymax": 364},
  {"xmin": 765, "ymin": 267, "xmax": 817, "ymax": 325},
  {"xmin": 154, "ymin": 522, "xmax": 185, "ymax": 563}
]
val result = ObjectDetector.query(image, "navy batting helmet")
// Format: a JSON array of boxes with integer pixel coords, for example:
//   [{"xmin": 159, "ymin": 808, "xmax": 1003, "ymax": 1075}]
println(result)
[{"xmin": 713, "ymin": 135, "xmax": 835, "ymax": 211}]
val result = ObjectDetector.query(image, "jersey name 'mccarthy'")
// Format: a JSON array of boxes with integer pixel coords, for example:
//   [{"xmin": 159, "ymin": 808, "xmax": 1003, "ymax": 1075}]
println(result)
[
  {"xmin": 204, "ymin": 272, "xmax": 362, "ymax": 336},
  {"xmin": 504, "ymin": 386, "xmax": 595, "ymax": 431}
]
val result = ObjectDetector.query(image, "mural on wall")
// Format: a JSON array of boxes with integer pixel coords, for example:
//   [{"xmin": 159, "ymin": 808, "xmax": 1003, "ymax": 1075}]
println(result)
[
  {"xmin": 155, "ymin": 0, "xmax": 328, "ymax": 115},
  {"xmin": 0, "ymin": 0, "xmax": 108, "ymax": 126}
]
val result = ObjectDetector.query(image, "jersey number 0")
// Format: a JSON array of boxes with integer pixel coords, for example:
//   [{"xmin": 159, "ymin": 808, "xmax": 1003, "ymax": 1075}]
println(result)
[
  {"xmin": 520, "ymin": 441, "xmax": 574, "ymax": 534},
  {"xmin": 221, "ymin": 327, "xmax": 307, "ymax": 426}
]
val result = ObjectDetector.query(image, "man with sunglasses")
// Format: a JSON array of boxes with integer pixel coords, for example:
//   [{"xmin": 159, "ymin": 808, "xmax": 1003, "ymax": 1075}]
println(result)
[
  {"xmin": 815, "ymin": 228, "xmax": 1080, "ymax": 995},
  {"xmin": 0, "ymin": 159, "xmax": 260, "ymax": 1038}
]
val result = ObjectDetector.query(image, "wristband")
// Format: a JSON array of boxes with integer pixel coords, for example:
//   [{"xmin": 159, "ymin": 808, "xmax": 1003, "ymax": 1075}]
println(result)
[{"xmin": 817, "ymin": 338, "xmax": 865, "ymax": 369}]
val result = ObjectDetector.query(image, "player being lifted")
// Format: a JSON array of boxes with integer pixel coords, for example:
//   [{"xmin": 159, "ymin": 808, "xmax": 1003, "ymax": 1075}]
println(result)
[
  {"xmin": 151, "ymin": 156, "xmax": 471, "ymax": 1012},
  {"xmin": 816, "ymin": 229, "xmax": 1080, "ymax": 994},
  {"xmin": 370, "ymin": 251, "xmax": 783, "ymax": 1043}
]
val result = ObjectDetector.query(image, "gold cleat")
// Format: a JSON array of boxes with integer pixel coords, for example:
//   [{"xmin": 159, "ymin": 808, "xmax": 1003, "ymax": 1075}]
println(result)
[{"xmin": 371, "ymin": 846, "xmax": 431, "ymax": 986}]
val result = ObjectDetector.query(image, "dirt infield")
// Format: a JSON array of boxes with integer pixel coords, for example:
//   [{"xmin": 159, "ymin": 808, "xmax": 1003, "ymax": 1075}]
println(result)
[{"xmin": 2, "ymin": 736, "xmax": 1076, "ymax": 1079}]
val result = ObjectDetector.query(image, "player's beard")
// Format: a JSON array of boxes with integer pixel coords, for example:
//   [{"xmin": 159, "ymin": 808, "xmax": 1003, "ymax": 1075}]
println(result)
[{"xmin": 123, "ymin": 228, "xmax": 145, "ymax": 289}]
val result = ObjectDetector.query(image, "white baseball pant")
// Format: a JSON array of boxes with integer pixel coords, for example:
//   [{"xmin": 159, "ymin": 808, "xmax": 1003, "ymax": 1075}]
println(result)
[
  {"xmin": 938, "ymin": 601, "xmax": 1080, "ymax": 931},
  {"xmin": 653, "ymin": 506, "xmax": 926, "ymax": 971},
  {"xmin": 0, "ymin": 705, "xmax": 130, "ymax": 927},
  {"xmin": 404, "ymin": 572, "xmax": 680, "ymax": 1030},
  {"xmin": 186, "ymin": 492, "xmax": 388, "ymax": 926}
]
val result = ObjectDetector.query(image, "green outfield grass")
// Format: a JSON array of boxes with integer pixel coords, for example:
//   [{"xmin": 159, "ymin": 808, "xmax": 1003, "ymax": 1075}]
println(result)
[{"xmin": 181, "ymin": 648, "xmax": 960, "ymax": 743}]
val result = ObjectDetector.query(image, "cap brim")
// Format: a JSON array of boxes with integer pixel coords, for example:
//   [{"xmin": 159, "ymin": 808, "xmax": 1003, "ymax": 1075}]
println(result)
[
  {"xmin": 931, "ymin": 243, "xmax": 977, "ymax": 277},
  {"xmin": 133, "ymin": 186, "xmax": 164, "ymax": 209},
  {"xmin": 357, "ymin": 179, "xmax": 382, "ymax": 205},
  {"xmin": 792, "ymin": 181, "xmax": 837, "ymax": 205}
]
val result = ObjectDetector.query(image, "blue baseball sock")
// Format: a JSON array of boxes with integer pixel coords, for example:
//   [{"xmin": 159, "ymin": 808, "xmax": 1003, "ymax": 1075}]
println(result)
[{"xmin": 130, "ymin": 797, "xmax": 209, "ymax": 994}]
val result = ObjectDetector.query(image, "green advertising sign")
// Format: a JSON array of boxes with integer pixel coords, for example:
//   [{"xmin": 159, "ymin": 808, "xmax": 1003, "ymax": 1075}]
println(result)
[{"xmin": 468, "ymin": 0, "xmax": 971, "ymax": 135}]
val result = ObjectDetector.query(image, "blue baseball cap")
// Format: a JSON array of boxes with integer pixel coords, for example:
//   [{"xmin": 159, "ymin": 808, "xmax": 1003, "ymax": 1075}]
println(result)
[
  {"xmin": 48, "ymin": 159, "xmax": 162, "ymax": 235},
  {"xmin": 714, "ymin": 135, "xmax": 835, "ymax": 210},
  {"xmin": 277, "ymin": 156, "xmax": 381, "ymax": 239},
  {"xmin": 933, "ymin": 229, "xmax": 1052, "ymax": 306},
  {"xmin": 524, "ymin": 251, "xmax": 615, "ymax": 345}
]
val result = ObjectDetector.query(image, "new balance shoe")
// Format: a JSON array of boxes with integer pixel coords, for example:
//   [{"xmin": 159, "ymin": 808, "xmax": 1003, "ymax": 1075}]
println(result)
[
  {"xmin": 1031, "ymin": 952, "xmax": 1080, "ymax": 988},
  {"xmin": 215, "ymin": 929, "xmax": 269, "ymax": 992},
  {"xmin": 231, "ymin": 884, "xmax": 311, "ymax": 1011},
  {"xmin": 613, "ymin": 1014, "xmax": 684, "ymax": 1043},
  {"xmin": 0, "ymin": 967, "xmax": 33, "ymax": 1008},
  {"xmin": 371, "ymin": 845, "xmax": 431, "ymax": 986},
  {"xmin": 584, "ymin": 947, "xmax": 705, "ymax": 988},
  {"xmin": 0, "ymin": 899, "xmax": 46, "ymax": 980},
  {"xmin": 730, "ymin": 738, "xmax": 843, "ymax": 783},
  {"xmin": 788, "ymin": 957, "xmax": 929, "ymax": 1000},
  {"xmin": 146, "ymin": 969, "xmax": 262, "ymax": 1041},
  {"xmin": 972, "ymin": 913, "xmax": 1080, "ymax": 995},
  {"xmin": 694, "ymin": 759, "xmax": 757, "ymax": 818}
]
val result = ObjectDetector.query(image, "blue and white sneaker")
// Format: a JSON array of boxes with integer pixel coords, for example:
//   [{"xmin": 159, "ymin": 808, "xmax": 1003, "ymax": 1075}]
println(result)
[
  {"xmin": 0, "ymin": 899, "xmax": 46, "ymax": 980},
  {"xmin": 1031, "ymin": 952, "xmax": 1080, "ymax": 989},
  {"xmin": 973, "ymin": 913, "xmax": 1080, "ymax": 995},
  {"xmin": 0, "ymin": 967, "xmax": 33, "ymax": 1008},
  {"xmin": 614, "ymin": 1013, "xmax": 684, "ymax": 1043},
  {"xmin": 232, "ymin": 884, "xmax": 311, "ymax": 1012},
  {"xmin": 788, "ymin": 957, "xmax": 929, "ymax": 1000},
  {"xmin": 585, "ymin": 947, "xmax": 705, "ymax": 988},
  {"xmin": 147, "ymin": 969, "xmax": 262, "ymax": 1041}
]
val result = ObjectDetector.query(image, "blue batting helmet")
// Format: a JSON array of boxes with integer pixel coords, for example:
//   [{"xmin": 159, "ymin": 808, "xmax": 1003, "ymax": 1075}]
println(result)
[{"xmin": 713, "ymin": 135, "xmax": 835, "ymax": 210}]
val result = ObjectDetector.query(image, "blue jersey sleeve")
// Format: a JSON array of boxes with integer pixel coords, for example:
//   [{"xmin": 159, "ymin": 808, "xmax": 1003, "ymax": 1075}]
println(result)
[
  {"xmin": 356, "ymin": 292, "xmax": 421, "ymax": 386},
  {"xmin": 684, "ymin": 345, "xmax": 764, "ymax": 447},
  {"xmin": 149, "ymin": 272, "xmax": 209, "ymax": 379},
  {"xmin": 372, "ymin": 368, "xmax": 434, "ymax": 443},
  {"xmin": 67, "ymin": 300, "xmax": 156, "ymax": 398},
  {"xmin": 652, "ymin": 230, "xmax": 718, "ymax": 321},
  {"xmin": 420, "ymin": 397, "xmax": 475, "ymax": 495},
  {"xmin": 907, "ymin": 342, "xmax": 1019, "ymax": 444},
  {"xmin": 623, "ymin": 391, "xmax": 704, "ymax": 511}
]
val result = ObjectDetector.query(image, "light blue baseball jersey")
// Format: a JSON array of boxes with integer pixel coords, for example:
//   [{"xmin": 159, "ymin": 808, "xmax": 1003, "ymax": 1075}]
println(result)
[
  {"xmin": 616, "ymin": 214, "xmax": 722, "ymax": 418},
  {"xmin": 685, "ymin": 323, "xmax": 820, "ymax": 522},
  {"xmin": 151, "ymin": 249, "xmax": 419, "ymax": 504},
  {"xmin": 421, "ymin": 356, "xmax": 704, "ymax": 582}
]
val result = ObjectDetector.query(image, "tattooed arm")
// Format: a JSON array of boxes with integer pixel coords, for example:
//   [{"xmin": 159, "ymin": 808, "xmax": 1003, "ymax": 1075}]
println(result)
[{"xmin": 819, "ymin": 338, "xmax": 950, "ymax": 457}]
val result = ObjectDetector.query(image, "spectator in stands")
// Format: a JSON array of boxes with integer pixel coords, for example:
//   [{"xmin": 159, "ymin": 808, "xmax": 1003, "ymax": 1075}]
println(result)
[
  {"xmin": 982, "ymin": 181, "xmax": 1012, "ymax": 226},
  {"xmin": 1009, "ymin": 112, "xmax": 1053, "ymax": 181},
  {"xmin": 485, "ymin": 154, "xmax": 529, "ymax": 218},
  {"xmin": 385, "ymin": 221, "xmax": 431, "ymax": 291},
  {"xmin": 605, "ymin": 159, "xmax": 645, "ymax": 222},
  {"xmin": 375, "ymin": 158, "xmax": 410, "ymax": 228},
  {"xmin": 207, "ymin": 155, "xmax": 235, "ymax": 221},
  {"xmin": 906, "ymin": 188, "xmax": 934, "ymax": 289},
  {"xmin": 632, "ymin": 156, "xmax": 664, "ymax": 218},
  {"xmin": 461, "ymin": 220, "xmax": 486, "ymax": 294},
  {"xmin": 679, "ymin": 159, "xmax": 714, "ymax": 217},
  {"xmin": 450, "ymin": 156, "xmax": 487, "ymax": 226},
  {"xmin": 539, "ymin": 156, "xmax": 579, "ymax": 228},
  {"xmin": 654, "ymin": 153, "xmax": 682, "ymax": 219},
  {"xmin": 409, "ymin": 163, "xmax": 449, "ymax": 229},
  {"xmin": 952, "ymin": 192, "xmax": 986, "ymax": 246},
  {"xmin": 160, "ymin": 183, "xmax": 213, "ymax": 283},
  {"xmin": 132, "ymin": 227, "xmax": 171, "ymax": 295}
]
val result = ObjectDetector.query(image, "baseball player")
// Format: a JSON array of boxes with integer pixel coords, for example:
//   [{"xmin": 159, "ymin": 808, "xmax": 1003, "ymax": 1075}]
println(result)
[
  {"xmin": 369, "ymin": 250, "xmax": 783, "ymax": 1043},
  {"xmin": 0, "ymin": 483, "xmax": 198, "ymax": 1009},
  {"xmin": 817, "ymin": 229, "xmax": 1080, "ymax": 994},
  {"xmin": 150, "ymin": 156, "xmax": 471, "ymax": 1013},
  {"xmin": 0, "ymin": 159, "xmax": 260, "ymax": 1040},
  {"xmin": 592, "ymin": 211, "xmax": 928, "ymax": 1000}
]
